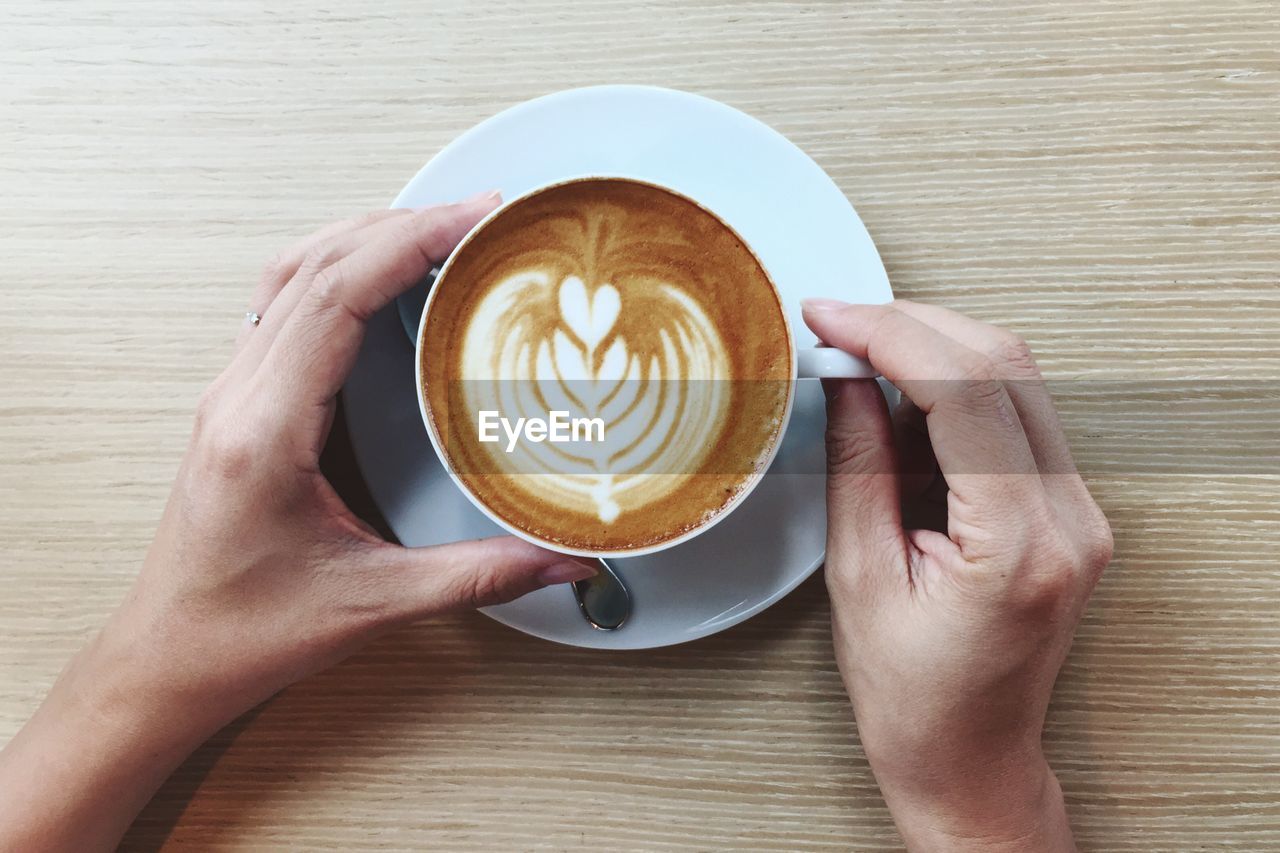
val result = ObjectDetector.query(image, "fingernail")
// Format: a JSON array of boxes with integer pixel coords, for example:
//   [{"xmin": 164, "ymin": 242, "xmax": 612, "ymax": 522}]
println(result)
[
  {"xmin": 537, "ymin": 559, "xmax": 599, "ymax": 586},
  {"xmin": 802, "ymin": 298, "xmax": 850, "ymax": 312},
  {"xmin": 459, "ymin": 189, "xmax": 501, "ymax": 205},
  {"xmin": 409, "ymin": 191, "xmax": 500, "ymax": 214}
]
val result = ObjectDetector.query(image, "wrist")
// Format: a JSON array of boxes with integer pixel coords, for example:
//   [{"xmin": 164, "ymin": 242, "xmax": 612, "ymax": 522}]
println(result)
[
  {"xmin": 873, "ymin": 753, "xmax": 1074, "ymax": 852},
  {"xmin": 0, "ymin": 619, "xmax": 227, "ymax": 851},
  {"xmin": 86, "ymin": 604, "xmax": 252, "ymax": 742},
  {"xmin": 75, "ymin": 628, "xmax": 199, "ymax": 743}
]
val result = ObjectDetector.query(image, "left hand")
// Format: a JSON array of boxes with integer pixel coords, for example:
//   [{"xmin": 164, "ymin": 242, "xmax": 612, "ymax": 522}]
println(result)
[
  {"xmin": 114, "ymin": 193, "xmax": 597, "ymax": 722},
  {"xmin": 0, "ymin": 195, "xmax": 596, "ymax": 852}
]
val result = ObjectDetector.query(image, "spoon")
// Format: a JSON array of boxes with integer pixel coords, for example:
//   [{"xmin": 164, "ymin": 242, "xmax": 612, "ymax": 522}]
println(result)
[{"xmin": 572, "ymin": 559, "xmax": 631, "ymax": 631}]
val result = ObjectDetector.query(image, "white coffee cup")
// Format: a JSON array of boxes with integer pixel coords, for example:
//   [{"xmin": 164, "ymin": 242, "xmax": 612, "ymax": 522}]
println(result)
[{"xmin": 412, "ymin": 176, "xmax": 877, "ymax": 558}]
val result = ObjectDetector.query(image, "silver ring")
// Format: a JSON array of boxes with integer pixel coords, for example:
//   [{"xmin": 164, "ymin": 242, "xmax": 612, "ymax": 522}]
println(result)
[{"xmin": 245, "ymin": 311, "xmax": 261, "ymax": 327}]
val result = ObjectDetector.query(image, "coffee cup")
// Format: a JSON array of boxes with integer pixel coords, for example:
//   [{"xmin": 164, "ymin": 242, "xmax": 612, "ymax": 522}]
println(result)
[{"xmin": 414, "ymin": 176, "xmax": 876, "ymax": 558}]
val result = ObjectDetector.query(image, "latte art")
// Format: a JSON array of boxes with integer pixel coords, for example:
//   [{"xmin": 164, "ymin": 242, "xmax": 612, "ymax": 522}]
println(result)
[
  {"xmin": 420, "ymin": 178, "xmax": 792, "ymax": 554},
  {"xmin": 460, "ymin": 272, "xmax": 731, "ymax": 523}
]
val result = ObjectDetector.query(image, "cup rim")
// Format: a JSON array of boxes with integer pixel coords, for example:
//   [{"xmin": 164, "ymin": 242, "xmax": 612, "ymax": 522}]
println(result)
[{"xmin": 414, "ymin": 174, "xmax": 799, "ymax": 558}]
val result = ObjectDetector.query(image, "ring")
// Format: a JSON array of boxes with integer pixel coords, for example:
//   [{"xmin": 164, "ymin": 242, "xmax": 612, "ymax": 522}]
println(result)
[{"xmin": 245, "ymin": 311, "xmax": 262, "ymax": 327}]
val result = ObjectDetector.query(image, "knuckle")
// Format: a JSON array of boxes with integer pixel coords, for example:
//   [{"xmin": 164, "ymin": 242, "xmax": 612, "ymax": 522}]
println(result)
[
  {"xmin": 1011, "ymin": 534, "xmax": 1079, "ymax": 612},
  {"xmin": 1041, "ymin": 531, "xmax": 1080, "ymax": 577},
  {"xmin": 960, "ymin": 375, "xmax": 1006, "ymax": 405},
  {"xmin": 980, "ymin": 502, "xmax": 1077, "ymax": 613},
  {"xmin": 865, "ymin": 310, "xmax": 903, "ymax": 364},
  {"xmin": 311, "ymin": 265, "xmax": 345, "ymax": 306},
  {"xmin": 1019, "ymin": 567, "xmax": 1076, "ymax": 613},
  {"xmin": 299, "ymin": 244, "xmax": 341, "ymax": 275},
  {"xmin": 825, "ymin": 561, "xmax": 870, "ymax": 608},
  {"xmin": 938, "ymin": 374, "xmax": 1010, "ymax": 421},
  {"xmin": 332, "ymin": 560, "xmax": 397, "ymax": 629},
  {"xmin": 351, "ymin": 209, "xmax": 391, "ymax": 229},
  {"xmin": 987, "ymin": 330, "xmax": 1041, "ymax": 378},
  {"xmin": 395, "ymin": 209, "xmax": 426, "ymax": 238},
  {"xmin": 825, "ymin": 422, "xmax": 884, "ymax": 476},
  {"xmin": 456, "ymin": 569, "xmax": 509, "ymax": 609},
  {"xmin": 193, "ymin": 407, "xmax": 261, "ymax": 481},
  {"xmin": 1078, "ymin": 507, "xmax": 1115, "ymax": 580},
  {"xmin": 957, "ymin": 352, "xmax": 998, "ymax": 383},
  {"xmin": 204, "ymin": 430, "xmax": 258, "ymax": 480},
  {"xmin": 192, "ymin": 384, "xmax": 221, "ymax": 432},
  {"xmin": 825, "ymin": 570, "xmax": 859, "ymax": 610},
  {"xmin": 259, "ymin": 251, "xmax": 291, "ymax": 286},
  {"xmin": 393, "ymin": 212, "xmax": 435, "ymax": 256}
]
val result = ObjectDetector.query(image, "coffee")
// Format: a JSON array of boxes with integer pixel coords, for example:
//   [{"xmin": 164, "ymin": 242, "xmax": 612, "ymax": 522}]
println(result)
[{"xmin": 419, "ymin": 178, "xmax": 792, "ymax": 553}]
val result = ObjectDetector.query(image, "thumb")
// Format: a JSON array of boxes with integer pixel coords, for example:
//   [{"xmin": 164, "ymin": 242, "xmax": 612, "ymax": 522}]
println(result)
[
  {"xmin": 812, "ymin": 372, "xmax": 908, "ymax": 602},
  {"xmin": 802, "ymin": 300, "xmax": 904, "ymax": 546},
  {"xmin": 819, "ymin": 377, "xmax": 903, "ymax": 544},
  {"xmin": 375, "ymin": 536, "xmax": 598, "ymax": 622}
]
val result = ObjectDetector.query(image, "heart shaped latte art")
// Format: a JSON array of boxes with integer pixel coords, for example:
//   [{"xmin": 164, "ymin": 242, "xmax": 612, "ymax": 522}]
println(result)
[
  {"xmin": 559, "ymin": 276, "xmax": 620, "ymax": 353},
  {"xmin": 459, "ymin": 272, "xmax": 731, "ymax": 524}
]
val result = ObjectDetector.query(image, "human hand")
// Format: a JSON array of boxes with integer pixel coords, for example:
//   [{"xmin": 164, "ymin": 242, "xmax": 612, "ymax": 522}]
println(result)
[
  {"xmin": 802, "ymin": 299, "xmax": 1113, "ymax": 852},
  {"xmin": 0, "ymin": 196, "xmax": 595, "ymax": 851},
  {"xmin": 111, "ymin": 194, "xmax": 595, "ymax": 723}
]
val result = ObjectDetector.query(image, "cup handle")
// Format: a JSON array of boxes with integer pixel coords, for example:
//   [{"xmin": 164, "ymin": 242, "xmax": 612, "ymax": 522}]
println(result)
[{"xmin": 796, "ymin": 347, "xmax": 879, "ymax": 379}]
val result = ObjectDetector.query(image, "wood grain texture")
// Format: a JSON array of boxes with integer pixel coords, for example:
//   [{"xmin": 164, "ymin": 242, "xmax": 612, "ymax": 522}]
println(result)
[{"xmin": 2, "ymin": 1, "xmax": 1278, "ymax": 850}]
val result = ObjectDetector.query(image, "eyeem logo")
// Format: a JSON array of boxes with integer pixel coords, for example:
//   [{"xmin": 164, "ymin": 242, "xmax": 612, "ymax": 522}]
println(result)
[{"xmin": 478, "ymin": 410, "xmax": 606, "ymax": 453}]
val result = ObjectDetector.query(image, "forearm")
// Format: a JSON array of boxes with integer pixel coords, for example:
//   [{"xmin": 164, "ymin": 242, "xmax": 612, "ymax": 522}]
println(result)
[
  {"xmin": 876, "ymin": 755, "xmax": 1075, "ymax": 853},
  {"xmin": 0, "ymin": 621, "xmax": 226, "ymax": 852}
]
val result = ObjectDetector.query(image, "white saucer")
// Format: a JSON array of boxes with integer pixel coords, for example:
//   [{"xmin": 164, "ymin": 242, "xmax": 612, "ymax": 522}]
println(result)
[{"xmin": 342, "ymin": 85, "xmax": 891, "ymax": 649}]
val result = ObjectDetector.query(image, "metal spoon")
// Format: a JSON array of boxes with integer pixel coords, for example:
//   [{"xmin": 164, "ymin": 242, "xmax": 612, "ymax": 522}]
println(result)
[{"xmin": 572, "ymin": 559, "xmax": 631, "ymax": 630}]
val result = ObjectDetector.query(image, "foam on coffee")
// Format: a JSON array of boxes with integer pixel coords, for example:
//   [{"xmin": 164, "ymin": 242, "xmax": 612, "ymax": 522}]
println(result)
[{"xmin": 420, "ymin": 178, "xmax": 792, "ymax": 553}]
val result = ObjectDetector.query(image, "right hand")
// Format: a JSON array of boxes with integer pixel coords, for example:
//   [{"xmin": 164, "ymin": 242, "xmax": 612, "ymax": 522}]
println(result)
[{"xmin": 801, "ymin": 299, "xmax": 1113, "ymax": 852}]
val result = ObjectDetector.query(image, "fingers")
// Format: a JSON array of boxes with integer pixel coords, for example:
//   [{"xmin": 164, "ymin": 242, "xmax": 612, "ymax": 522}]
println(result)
[
  {"xmin": 892, "ymin": 395, "xmax": 939, "ymax": 503},
  {"xmin": 821, "ymin": 377, "xmax": 909, "ymax": 600},
  {"xmin": 262, "ymin": 194, "xmax": 501, "ymax": 434},
  {"xmin": 887, "ymin": 300, "xmax": 1078, "ymax": 478},
  {"xmin": 801, "ymin": 300, "xmax": 1046, "ymax": 547},
  {"xmin": 235, "ymin": 209, "xmax": 414, "ymax": 354},
  {"xmin": 369, "ymin": 536, "xmax": 598, "ymax": 624},
  {"xmin": 237, "ymin": 209, "xmax": 429, "ymax": 363}
]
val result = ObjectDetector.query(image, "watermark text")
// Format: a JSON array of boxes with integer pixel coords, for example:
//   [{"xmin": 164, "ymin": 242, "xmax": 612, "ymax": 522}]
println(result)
[{"xmin": 478, "ymin": 410, "xmax": 606, "ymax": 453}]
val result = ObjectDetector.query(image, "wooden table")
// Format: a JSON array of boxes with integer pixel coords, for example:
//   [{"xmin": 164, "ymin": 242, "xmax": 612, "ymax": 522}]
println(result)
[{"xmin": 3, "ymin": 2, "xmax": 1278, "ymax": 849}]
